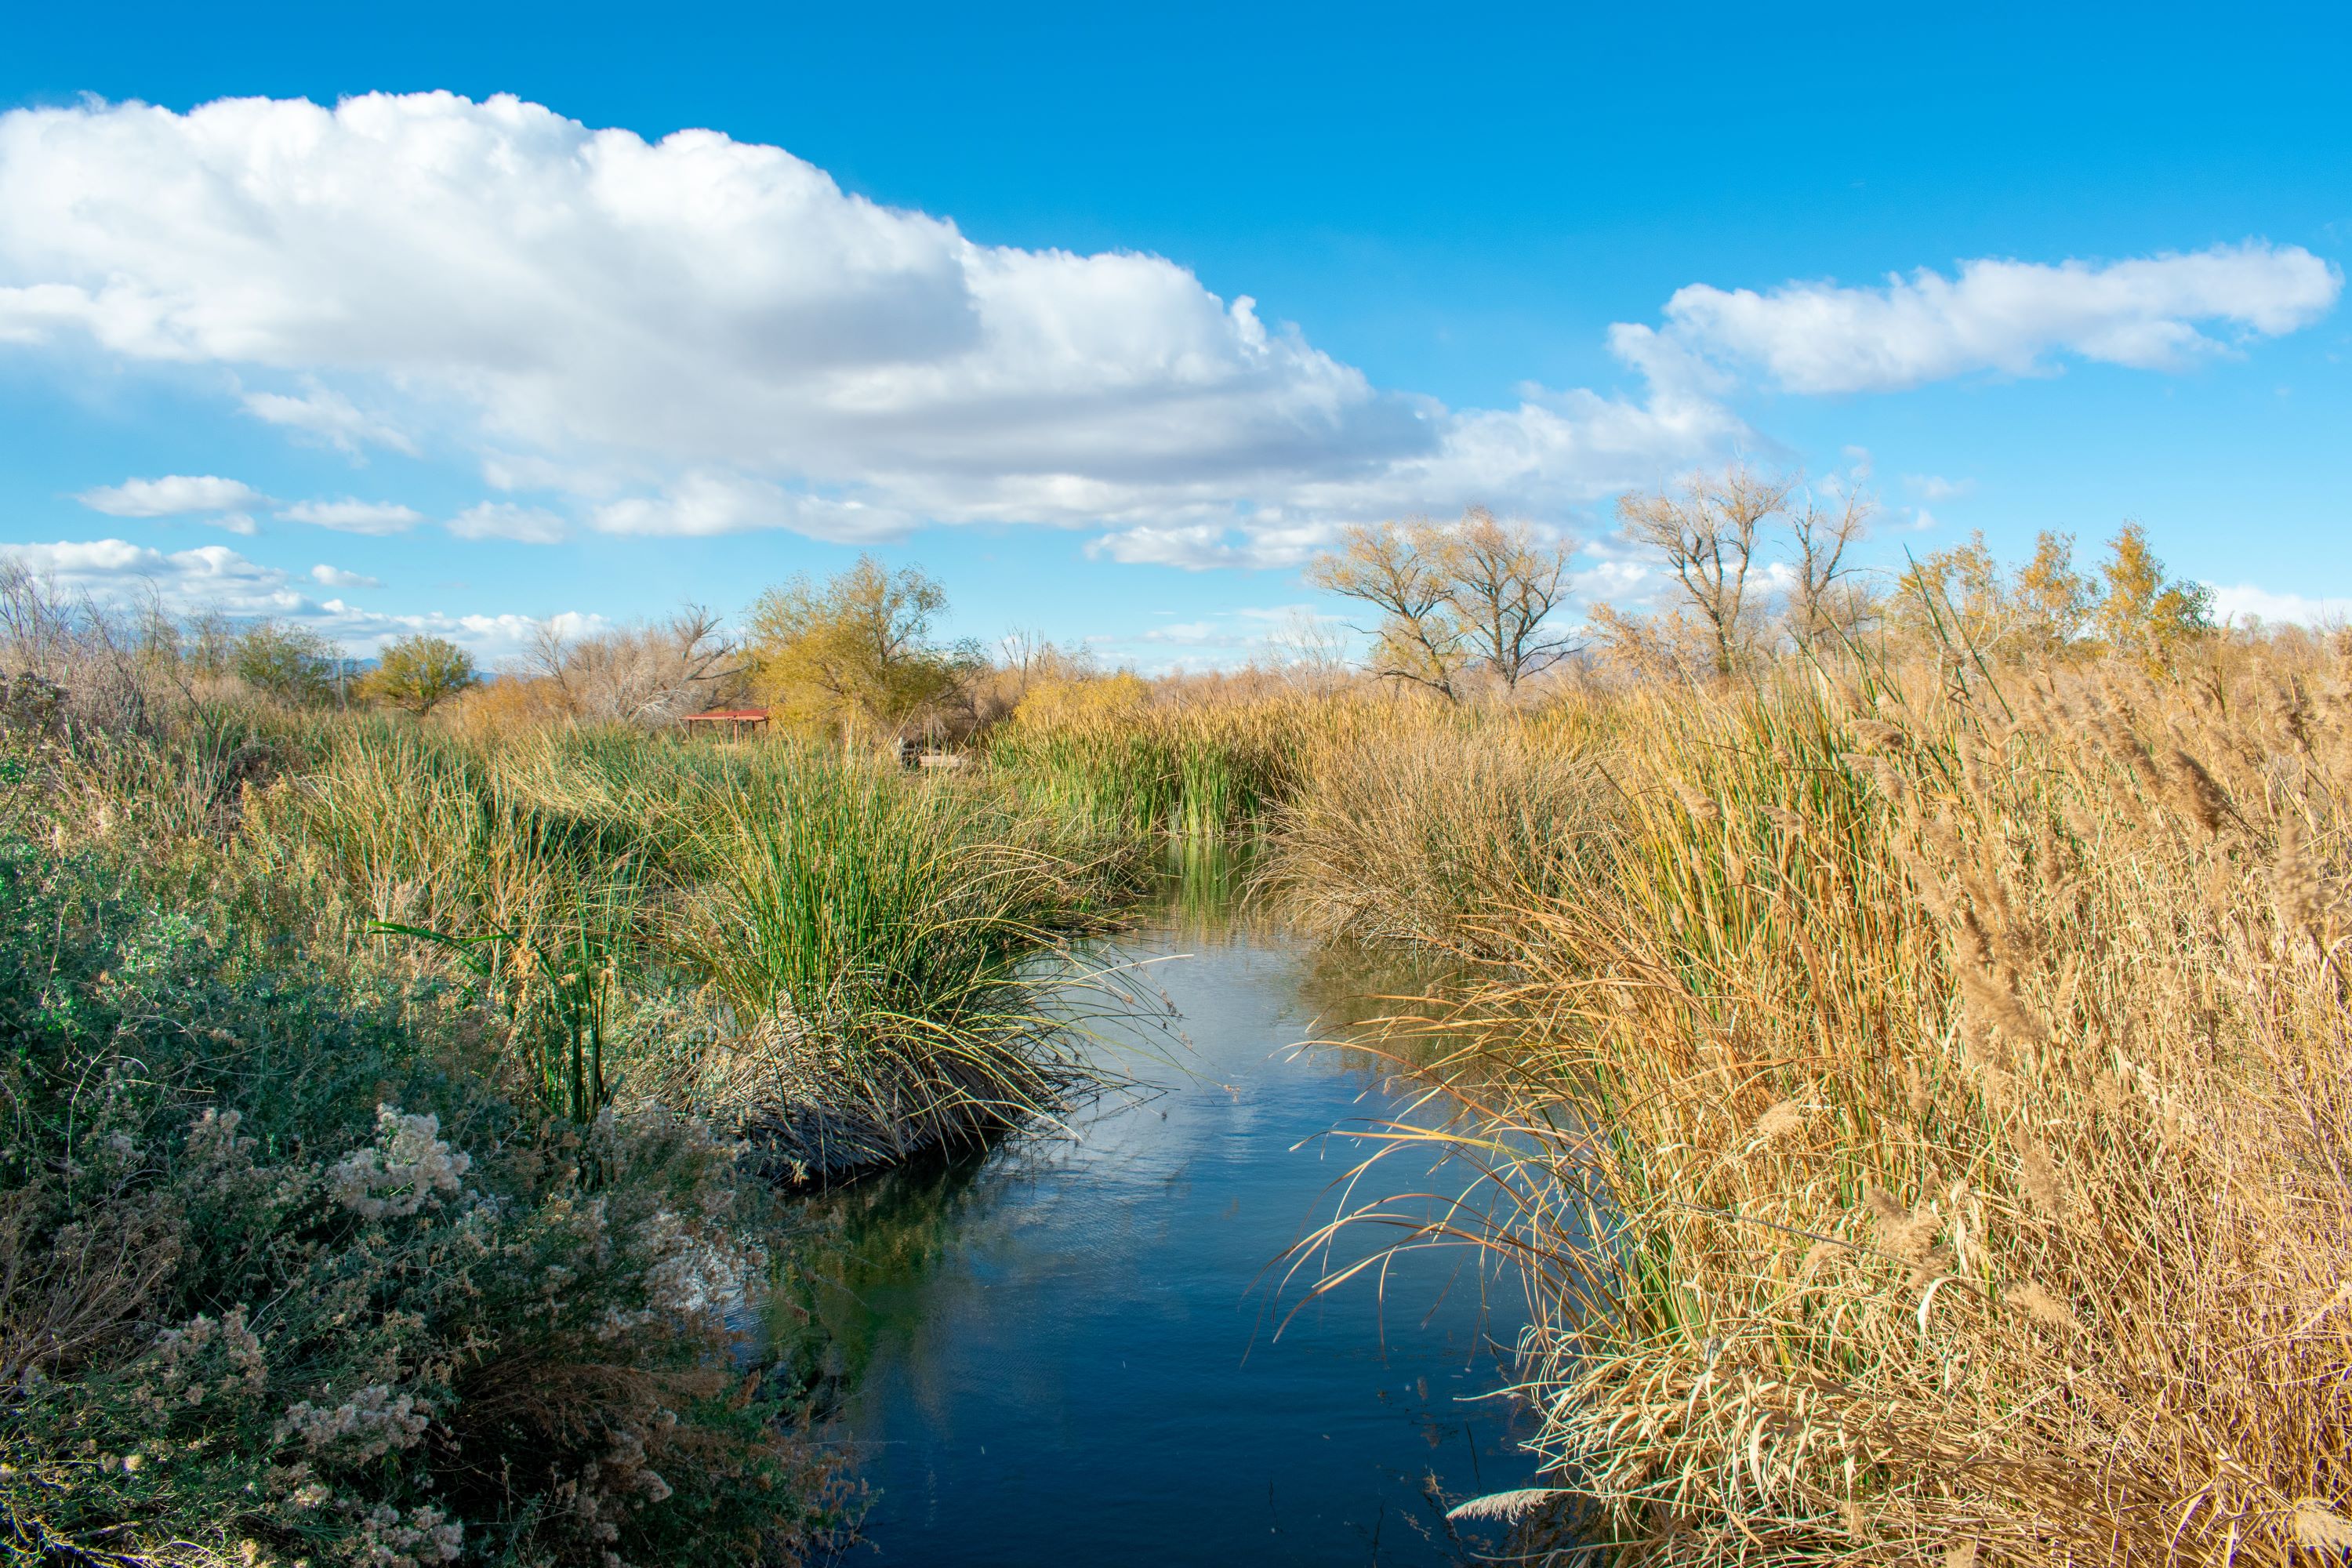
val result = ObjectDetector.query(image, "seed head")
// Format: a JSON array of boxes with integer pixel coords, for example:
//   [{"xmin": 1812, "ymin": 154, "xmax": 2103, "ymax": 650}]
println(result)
[
  {"xmin": 2292, "ymin": 1502, "xmax": 2352, "ymax": 1554},
  {"xmin": 2019, "ymin": 1138, "xmax": 2064, "ymax": 1217},
  {"xmin": 1865, "ymin": 1182, "xmax": 1939, "ymax": 1262},
  {"xmin": 1958, "ymin": 962, "xmax": 2051, "ymax": 1047},
  {"xmin": 1850, "ymin": 718, "xmax": 1909, "ymax": 753},
  {"xmin": 2161, "ymin": 748, "xmax": 2233, "ymax": 837},
  {"xmin": 2274, "ymin": 815, "xmax": 2321, "ymax": 939},
  {"xmin": 2003, "ymin": 1280, "xmax": 2082, "ymax": 1333},
  {"xmin": 1672, "ymin": 776, "xmax": 1722, "ymax": 824}
]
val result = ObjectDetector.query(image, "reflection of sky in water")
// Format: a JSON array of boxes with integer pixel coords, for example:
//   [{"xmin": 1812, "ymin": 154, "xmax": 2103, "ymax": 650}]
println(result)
[{"xmin": 770, "ymin": 922, "xmax": 1539, "ymax": 1566}]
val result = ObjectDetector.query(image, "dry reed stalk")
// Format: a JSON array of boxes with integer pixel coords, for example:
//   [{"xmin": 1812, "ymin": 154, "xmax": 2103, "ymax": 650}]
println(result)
[{"xmin": 1271, "ymin": 644, "xmax": 2349, "ymax": 1567}]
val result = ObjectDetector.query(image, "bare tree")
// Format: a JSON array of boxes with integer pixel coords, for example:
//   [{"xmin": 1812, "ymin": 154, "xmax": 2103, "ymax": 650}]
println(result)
[
  {"xmin": 1615, "ymin": 466, "xmax": 1792, "ymax": 678},
  {"xmin": 1305, "ymin": 518, "xmax": 1468, "ymax": 701},
  {"xmin": 0, "ymin": 563, "xmax": 172, "ymax": 728},
  {"xmin": 1257, "ymin": 608, "xmax": 1352, "ymax": 694},
  {"xmin": 993, "ymin": 626, "xmax": 1094, "ymax": 702},
  {"xmin": 1785, "ymin": 484, "xmax": 1873, "ymax": 651},
  {"xmin": 1447, "ymin": 507, "xmax": 1579, "ymax": 690},
  {"xmin": 524, "ymin": 606, "xmax": 740, "ymax": 725}
]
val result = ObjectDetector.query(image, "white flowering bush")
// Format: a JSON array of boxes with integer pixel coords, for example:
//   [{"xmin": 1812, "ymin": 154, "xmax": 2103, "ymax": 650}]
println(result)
[
  {"xmin": 328, "ymin": 1106, "xmax": 474, "ymax": 1219},
  {"xmin": 0, "ymin": 775, "xmax": 845, "ymax": 1566}
]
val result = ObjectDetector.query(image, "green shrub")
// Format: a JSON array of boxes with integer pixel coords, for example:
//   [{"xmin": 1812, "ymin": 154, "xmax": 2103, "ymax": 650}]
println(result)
[{"xmin": 0, "ymin": 775, "xmax": 842, "ymax": 1565}]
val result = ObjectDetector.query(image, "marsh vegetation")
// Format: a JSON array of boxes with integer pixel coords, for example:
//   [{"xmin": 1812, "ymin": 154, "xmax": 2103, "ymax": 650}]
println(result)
[{"xmin": 1, "ymin": 491, "xmax": 2345, "ymax": 1567}]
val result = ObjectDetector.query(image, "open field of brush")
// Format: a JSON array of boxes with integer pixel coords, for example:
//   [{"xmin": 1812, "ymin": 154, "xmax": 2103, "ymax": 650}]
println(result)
[{"xmin": 3, "ymin": 615, "xmax": 2347, "ymax": 1566}]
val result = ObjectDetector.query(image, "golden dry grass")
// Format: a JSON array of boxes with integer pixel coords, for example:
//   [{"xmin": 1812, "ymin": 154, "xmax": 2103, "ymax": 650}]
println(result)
[{"xmin": 1274, "ymin": 644, "xmax": 2351, "ymax": 1564}]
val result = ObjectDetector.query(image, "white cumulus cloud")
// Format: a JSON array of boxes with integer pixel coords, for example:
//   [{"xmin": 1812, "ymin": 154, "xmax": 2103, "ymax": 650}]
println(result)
[
  {"xmin": 2205, "ymin": 583, "xmax": 2352, "ymax": 627},
  {"xmin": 0, "ymin": 92, "xmax": 1730, "ymax": 562},
  {"xmin": 310, "ymin": 563, "xmax": 381, "ymax": 589},
  {"xmin": 1617, "ymin": 242, "xmax": 2341, "ymax": 394},
  {"xmin": 5, "ymin": 538, "xmax": 297, "ymax": 611},
  {"xmin": 76, "ymin": 474, "xmax": 266, "ymax": 517},
  {"xmin": 9, "ymin": 94, "xmax": 2328, "ymax": 572},
  {"xmin": 277, "ymin": 499, "xmax": 426, "ymax": 535}
]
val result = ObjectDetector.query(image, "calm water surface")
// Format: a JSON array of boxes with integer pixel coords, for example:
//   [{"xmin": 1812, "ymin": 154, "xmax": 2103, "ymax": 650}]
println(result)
[{"xmin": 768, "ymin": 912, "xmax": 1537, "ymax": 1565}]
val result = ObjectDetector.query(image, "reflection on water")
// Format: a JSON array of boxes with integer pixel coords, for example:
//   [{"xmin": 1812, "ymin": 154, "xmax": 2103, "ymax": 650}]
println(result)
[{"xmin": 757, "ymin": 851, "xmax": 1537, "ymax": 1565}]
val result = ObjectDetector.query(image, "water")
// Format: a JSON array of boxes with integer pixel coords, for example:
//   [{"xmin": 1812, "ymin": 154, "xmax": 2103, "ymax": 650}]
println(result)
[{"xmin": 766, "ymin": 913, "xmax": 1539, "ymax": 1565}]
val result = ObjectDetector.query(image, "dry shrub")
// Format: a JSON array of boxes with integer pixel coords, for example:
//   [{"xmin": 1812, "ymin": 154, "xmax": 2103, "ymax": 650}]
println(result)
[
  {"xmin": 443, "ymin": 673, "xmax": 575, "ymax": 737},
  {"xmin": 1309, "ymin": 645, "xmax": 2351, "ymax": 1565},
  {"xmin": 1263, "ymin": 705, "xmax": 1610, "ymax": 952}
]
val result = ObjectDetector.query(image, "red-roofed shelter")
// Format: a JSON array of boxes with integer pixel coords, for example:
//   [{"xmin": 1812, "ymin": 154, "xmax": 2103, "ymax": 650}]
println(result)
[{"xmin": 681, "ymin": 708, "xmax": 770, "ymax": 738}]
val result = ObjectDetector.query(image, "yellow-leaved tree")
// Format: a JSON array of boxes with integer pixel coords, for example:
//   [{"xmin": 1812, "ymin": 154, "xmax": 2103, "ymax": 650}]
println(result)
[
  {"xmin": 745, "ymin": 557, "xmax": 976, "ymax": 746},
  {"xmin": 2096, "ymin": 521, "xmax": 2214, "ymax": 666},
  {"xmin": 367, "ymin": 633, "xmax": 479, "ymax": 716},
  {"xmin": 1893, "ymin": 528, "xmax": 2095, "ymax": 661}
]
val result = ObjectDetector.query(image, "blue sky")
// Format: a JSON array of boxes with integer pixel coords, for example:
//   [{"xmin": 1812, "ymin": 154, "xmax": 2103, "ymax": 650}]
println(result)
[{"xmin": 3, "ymin": 1, "xmax": 2347, "ymax": 668}]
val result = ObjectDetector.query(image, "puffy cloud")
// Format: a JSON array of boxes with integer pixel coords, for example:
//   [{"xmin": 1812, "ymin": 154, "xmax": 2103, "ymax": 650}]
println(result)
[
  {"xmin": 277, "ymin": 499, "xmax": 426, "ymax": 534},
  {"xmin": 241, "ymin": 382, "xmax": 416, "ymax": 454},
  {"xmin": 0, "ymin": 536, "xmax": 600, "ymax": 659},
  {"xmin": 2205, "ymin": 583, "xmax": 2352, "ymax": 627},
  {"xmin": 310, "ymin": 563, "xmax": 381, "ymax": 589},
  {"xmin": 76, "ymin": 474, "xmax": 265, "ymax": 517},
  {"xmin": 5, "ymin": 538, "xmax": 297, "ymax": 611},
  {"xmin": 0, "ymin": 92, "xmax": 1730, "ymax": 561},
  {"xmin": 1621, "ymin": 242, "xmax": 2340, "ymax": 394},
  {"xmin": 13, "ymin": 95, "xmax": 2319, "ymax": 573},
  {"xmin": 448, "ymin": 501, "xmax": 568, "ymax": 543}
]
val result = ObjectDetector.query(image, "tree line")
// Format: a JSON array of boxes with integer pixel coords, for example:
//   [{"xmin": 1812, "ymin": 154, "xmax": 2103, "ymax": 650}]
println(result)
[
  {"xmin": 7, "ymin": 464, "xmax": 2230, "ymax": 735},
  {"xmin": 1308, "ymin": 464, "xmax": 2220, "ymax": 694}
]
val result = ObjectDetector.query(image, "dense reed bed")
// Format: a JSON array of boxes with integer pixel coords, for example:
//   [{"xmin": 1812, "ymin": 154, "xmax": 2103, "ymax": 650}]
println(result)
[
  {"xmin": 13, "ymin": 607, "xmax": 2345, "ymax": 1566},
  {"xmin": 1264, "ymin": 646, "xmax": 2352, "ymax": 1565},
  {"xmin": 982, "ymin": 677, "xmax": 1312, "ymax": 837}
]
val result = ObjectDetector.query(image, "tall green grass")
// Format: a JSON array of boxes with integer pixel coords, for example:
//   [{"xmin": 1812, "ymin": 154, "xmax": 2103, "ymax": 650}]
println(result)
[
  {"xmin": 241, "ymin": 719, "xmax": 1142, "ymax": 1168},
  {"xmin": 661, "ymin": 757, "xmax": 1134, "ymax": 1173},
  {"xmin": 982, "ymin": 687, "xmax": 1307, "ymax": 837}
]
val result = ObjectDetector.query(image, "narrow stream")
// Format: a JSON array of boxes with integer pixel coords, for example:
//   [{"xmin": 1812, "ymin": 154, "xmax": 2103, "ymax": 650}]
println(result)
[{"xmin": 763, "ymin": 895, "xmax": 1540, "ymax": 1564}]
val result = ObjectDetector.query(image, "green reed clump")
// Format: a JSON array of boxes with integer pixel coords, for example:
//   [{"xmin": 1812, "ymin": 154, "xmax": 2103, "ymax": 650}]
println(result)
[
  {"xmin": 984, "ymin": 680, "xmax": 1309, "ymax": 837},
  {"xmin": 661, "ymin": 756, "xmax": 1136, "ymax": 1175},
  {"xmin": 238, "ymin": 717, "xmax": 1141, "ymax": 1169}
]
